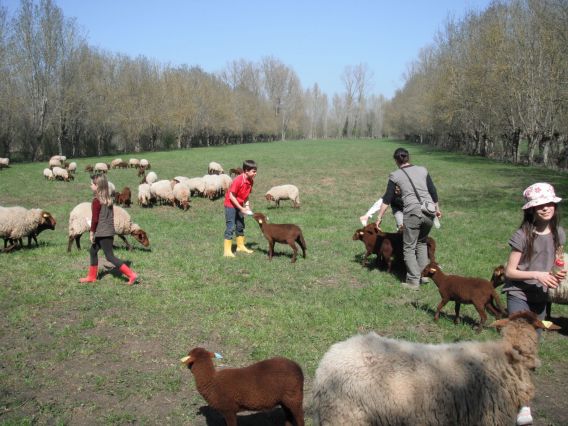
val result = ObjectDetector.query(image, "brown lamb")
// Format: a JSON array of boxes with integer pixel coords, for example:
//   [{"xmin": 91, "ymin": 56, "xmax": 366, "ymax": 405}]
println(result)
[
  {"xmin": 352, "ymin": 224, "xmax": 436, "ymax": 272},
  {"xmin": 421, "ymin": 261, "xmax": 504, "ymax": 331},
  {"xmin": 252, "ymin": 212, "xmax": 306, "ymax": 263},
  {"xmin": 114, "ymin": 186, "xmax": 132, "ymax": 207},
  {"xmin": 181, "ymin": 347, "xmax": 304, "ymax": 426},
  {"xmin": 229, "ymin": 167, "xmax": 243, "ymax": 177}
]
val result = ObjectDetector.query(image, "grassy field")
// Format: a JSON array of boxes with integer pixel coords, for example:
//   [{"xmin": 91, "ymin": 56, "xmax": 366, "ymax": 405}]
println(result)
[{"xmin": 1, "ymin": 139, "xmax": 567, "ymax": 425}]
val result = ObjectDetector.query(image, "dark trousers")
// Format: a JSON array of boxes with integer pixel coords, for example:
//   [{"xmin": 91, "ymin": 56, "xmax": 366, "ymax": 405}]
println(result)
[
  {"xmin": 224, "ymin": 207, "xmax": 245, "ymax": 239},
  {"xmin": 89, "ymin": 236, "xmax": 123, "ymax": 268}
]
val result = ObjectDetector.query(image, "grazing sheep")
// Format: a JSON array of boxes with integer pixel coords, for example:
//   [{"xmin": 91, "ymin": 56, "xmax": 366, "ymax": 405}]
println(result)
[
  {"xmin": 0, "ymin": 157, "xmax": 10, "ymax": 169},
  {"xmin": 107, "ymin": 181, "xmax": 116, "ymax": 197},
  {"xmin": 202, "ymin": 174, "xmax": 222, "ymax": 199},
  {"xmin": 149, "ymin": 179, "xmax": 175, "ymax": 205},
  {"xmin": 85, "ymin": 164, "xmax": 94, "ymax": 173},
  {"xmin": 140, "ymin": 158, "xmax": 150, "ymax": 169},
  {"xmin": 173, "ymin": 182, "xmax": 190, "ymax": 210},
  {"xmin": 142, "ymin": 170, "xmax": 158, "ymax": 185},
  {"xmin": 66, "ymin": 161, "xmax": 77, "ymax": 173},
  {"xmin": 110, "ymin": 158, "xmax": 123, "ymax": 169},
  {"xmin": 252, "ymin": 212, "xmax": 306, "ymax": 263},
  {"xmin": 52, "ymin": 166, "xmax": 74, "ymax": 182},
  {"xmin": 94, "ymin": 162, "xmax": 108, "ymax": 173},
  {"xmin": 311, "ymin": 311, "xmax": 558, "ymax": 426},
  {"xmin": 137, "ymin": 183, "xmax": 152, "ymax": 207},
  {"xmin": 175, "ymin": 176, "xmax": 205, "ymax": 197},
  {"xmin": 43, "ymin": 168, "xmax": 54, "ymax": 180},
  {"xmin": 265, "ymin": 184, "xmax": 301, "ymax": 208},
  {"xmin": 67, "ymin": 202, "xmax": 149, "ymax": 252},
  {"xmin": 114, "ymin": 187, "xmax": 132, "ymax": 207},
  {"xmin": 0, "ymin": 206, "xmax": 56, "ymax": 251},
  {"xmin": 50, "ymin": 155, "xmax": 66, "ymax": 163},
  {"xmin": 229, "ymin": 167, "xmax": 243, "ymax": 177},
  {"xmin": 208, "ymin": 161, "xmax": 224, "ymax": 175},
  {"xmin": 219, "ymin": 173, "xmax": 232, "ymax": 194},
  {"xmin": 421, "ymin": 261, "xmax": 504, "ymax": 330},
  {"xmin": 128, "ymin": 158, "xmax": 140, "ymax": 168},
  {"xmin": 181, "ymin": 347, "xmax": 304, "ymax": 426}
]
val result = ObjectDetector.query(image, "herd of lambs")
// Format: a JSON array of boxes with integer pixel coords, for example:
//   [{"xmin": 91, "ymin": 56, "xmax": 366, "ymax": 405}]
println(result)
[{"xmin": 2, "ymin": 155, "xmax": 567, "ymax": 425}]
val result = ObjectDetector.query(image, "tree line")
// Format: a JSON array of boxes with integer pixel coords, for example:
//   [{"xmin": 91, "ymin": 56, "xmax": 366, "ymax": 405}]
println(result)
[
  {"xmin": 0, "ymin": 0, "xmax": 384, "ymax": 162},
  {"xmin": 384, "ymin": 0, "xmax": 568, "ymax": 169}
]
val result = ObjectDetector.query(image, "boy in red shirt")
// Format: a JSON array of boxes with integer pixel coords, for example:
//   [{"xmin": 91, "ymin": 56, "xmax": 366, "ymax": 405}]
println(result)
[{"xmin": 223, "ymin": 160, "xmax": 257, "ymax": 257}]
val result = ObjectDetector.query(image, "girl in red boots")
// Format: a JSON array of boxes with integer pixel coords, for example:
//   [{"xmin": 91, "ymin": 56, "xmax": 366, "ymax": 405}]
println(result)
[{"xmin": 79, "ymin": 174, "xmax": 138, "ymax": 285}]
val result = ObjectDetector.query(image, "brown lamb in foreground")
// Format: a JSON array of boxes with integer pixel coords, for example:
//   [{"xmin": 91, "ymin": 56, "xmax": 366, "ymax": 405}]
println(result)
[
  {"xmin": 181, "ymin": 347, "xmax": 304, "ymax": 426},
  {"xmin": 421, "ymin": 261, "xmax": 504, "ymax": 331},
  {"xmin": 252, "ymin": 212, "xmax": 306, "ymax": 263}
]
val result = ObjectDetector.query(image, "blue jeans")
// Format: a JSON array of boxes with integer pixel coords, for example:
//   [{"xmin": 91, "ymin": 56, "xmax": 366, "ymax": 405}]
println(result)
[
  {"xmin": 224, "ymin": 207, "xmax": 245, "ymax": 239},
  {"xmin": 402, "ymin": 211, "xmax": 433, "ymax": 284}
]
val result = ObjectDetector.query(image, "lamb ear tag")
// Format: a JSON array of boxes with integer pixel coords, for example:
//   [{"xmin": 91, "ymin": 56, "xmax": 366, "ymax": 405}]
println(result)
[
  {"xmin": 180, "ymin": 356, "xmax": 191, "ymax": 364},
  {"xmin": 214, "ymin": 352, "xmax": 223, "ymax": 359},
  {"xmin": 259, "ymin": 219, "xmax": 263, "ymax": 224}
]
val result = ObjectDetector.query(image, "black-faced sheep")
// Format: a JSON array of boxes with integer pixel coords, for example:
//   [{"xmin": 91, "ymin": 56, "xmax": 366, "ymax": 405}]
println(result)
[
  {"xmin": 0, "ymin": 206, "xmax": 56, "ymax": 251},
  {"xmin": 265, "ymin": 184, "xmax": 300, "ymax": 208},
  {"xmin": 181, "ymin": 347, "xmax": 304, "ymax": 426},
  {"xmin": 252, "ymin": 212, "xmax": 306, "ymax": 263},
  {"xmin": 311, "ymin": 311, "xmax": 559, "ymax": 426},
  {"xmin": 67, "ymin": 202, "xmax": 149, "ymax": 252},
  {"xmin": 421, "ymin": 261, "xmax": 504, "ymax": 330}
]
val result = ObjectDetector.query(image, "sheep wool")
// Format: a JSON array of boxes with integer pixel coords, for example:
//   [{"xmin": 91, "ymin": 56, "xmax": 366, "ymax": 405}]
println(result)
[
  {"xmin": 43, "ymin": 168, "xmax": 54, "ymax": 180},
  {"xmin": 312, "ymin": 316, "xmax": 543, "ymax": 426},
  {"xmin": 137, "ymin": 183, "xmax": 152, "ymax": 207},
  {"xmin": 208, "ymin": 161, "xmax": 223, "ymax": 175},
  {"xmin": 0, "ymin": 206, "xmax": 56, "ymax": 242},
  {"xmin": 149, "ymin": 179, "xmax": 175, "ymax": 204},
  {"xmin": 94, "ymin": 162, "xmax": 108, "ymax": 173}
]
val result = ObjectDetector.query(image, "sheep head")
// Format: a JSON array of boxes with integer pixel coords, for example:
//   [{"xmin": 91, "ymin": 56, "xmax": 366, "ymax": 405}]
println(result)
[
  {"xmin": 252, "ymin": 212, "xmax": 268, "ymax": 224},
  {"xmin": 180, "ymin": 347, "xmax": 222, "ymax": 369},
  {"xmin": 131, "ymin": 228, "xmax": 150, "ymax": 247},
  {"xmin": 265, "ymin": 193, "xmax": 275, "ymax": 202},
  {"xmin": 421, "ymin": 261, "xmax": 440, "ymax": 277},
  {"xmin": 491, "ymin": 265, "xmax": 506, "ymax": 288},
  {"xmin": 41, "ymin": 211, "xmax": 57, "ymax": 230}
]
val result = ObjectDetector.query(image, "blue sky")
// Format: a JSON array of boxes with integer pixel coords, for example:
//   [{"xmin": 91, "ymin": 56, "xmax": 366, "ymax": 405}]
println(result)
[{"xmin": 4, "ymin": 0, "xmax": 492, "ymax": 99}]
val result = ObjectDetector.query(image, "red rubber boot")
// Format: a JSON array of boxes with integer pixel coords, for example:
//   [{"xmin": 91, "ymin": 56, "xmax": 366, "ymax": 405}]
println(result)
[
  {"xmin": 119, "ymin": 264, "xmax": 138, "ymax": 285},
  {"xmin": 79, "ymin": 265, "xmax": 98, "ymax": 283}
]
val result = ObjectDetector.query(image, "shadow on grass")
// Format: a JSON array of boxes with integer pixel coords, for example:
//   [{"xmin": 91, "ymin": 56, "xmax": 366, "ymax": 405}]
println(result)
[
  {"xmin": 253, "ymin": 245, "xmax": 306, "ymax": 263},
  {"xmin": 413, "ymin": 302, "xmax": 485, "ymax": 330},
  {"xmin": 547, "ymin": 314, "xmax": 568, "ymax": 337},
  {"xmin": 198, "ymin": 405, "xmax": 290, "ymax": 426},
  {"xmin": 352, "ymin": 253, "xmax": 406, "ymax": 281}
]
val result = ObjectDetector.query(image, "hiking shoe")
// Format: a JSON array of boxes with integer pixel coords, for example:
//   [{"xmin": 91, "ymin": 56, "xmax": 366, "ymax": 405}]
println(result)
[
  {"xmin": 401, "ymin": 282, "xmax": 420, "ymax": 291},
  {"xmin": 516, "ymin": 406, "xmax": 533, "ymax": 426}
]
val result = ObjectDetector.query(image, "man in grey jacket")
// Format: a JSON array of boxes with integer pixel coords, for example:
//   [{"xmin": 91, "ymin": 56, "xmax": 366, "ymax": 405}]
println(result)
[{"xmin": 376, "ymin": 148, "xmax": 442, "ymax": 289}]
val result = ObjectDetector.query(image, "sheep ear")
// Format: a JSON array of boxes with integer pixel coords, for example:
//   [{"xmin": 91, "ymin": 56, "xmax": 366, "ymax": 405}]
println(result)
[
  {"xmin": 258, "ymin": 219, "xmax": 263, "ymax": 224},
  {"xmin": 489, "ymin": 318, "xmax": 509, "ymax": 329},
  {"xmin": 539, "ymin": 320, "xmax": 561, "ymax": 331},
  {"xmin": 180, "ymin": 355, "xmax": 192, "ymax": 365},
  {"xmin": 429, "ymin": 268, "xmax": 436, "ymax": 273}
]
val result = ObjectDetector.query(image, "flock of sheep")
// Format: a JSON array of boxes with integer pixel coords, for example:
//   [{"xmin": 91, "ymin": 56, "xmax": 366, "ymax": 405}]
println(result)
[{"xmin": 1, "ymin": 154, "xmax": 564, "ymax": 425}]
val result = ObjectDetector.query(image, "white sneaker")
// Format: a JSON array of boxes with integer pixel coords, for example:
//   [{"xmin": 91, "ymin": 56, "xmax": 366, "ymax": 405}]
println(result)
[{"xmin": 516, "ymin": 406, "xmax": 533, "ymax": 425}]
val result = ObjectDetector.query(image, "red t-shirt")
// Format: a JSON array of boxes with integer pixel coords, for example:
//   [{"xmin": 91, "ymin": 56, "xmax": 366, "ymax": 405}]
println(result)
[{"xmin": 224, "ymin": 174, "xmax": 253, "ymax": 208}]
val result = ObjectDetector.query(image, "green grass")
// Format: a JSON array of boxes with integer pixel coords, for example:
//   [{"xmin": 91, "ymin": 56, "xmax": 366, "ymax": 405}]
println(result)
[{"xmin": 1, "ymin": 139, "xmax": 567, "ymax": 425}]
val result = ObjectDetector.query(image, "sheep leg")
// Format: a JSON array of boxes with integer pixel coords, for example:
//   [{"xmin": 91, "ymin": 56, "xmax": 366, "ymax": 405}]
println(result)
[
  {"xmin": 297, "ymin": 234, "xmax": 306, "ymax": 258},
  {"xmin": 117, "ymin": 234, "xmax": 133, "ymax": 250},
  {"xmin": 454, "ymin": 302, "xmax": 461, "ymax": 324},
  {"xmin": 282, "ymin": 402, "xmax": 304, "ymax": 426},
  {"xmin": 473, "ymin": 302, "xmax": 488, "ymax": 332},
  {"xmin": 434, "ymin": 298, "xmax": 449, "ymax": 321},
  {"xmin": 268, "ymin": 239, "xmax": 274, "ymax": 260},
  {"xmin": 221, "ymin": 412, "xmax": 237, "ymax": 426},
  {"xmin": 288, "ymin": 240, "xmax": 298, "ymax": 263},
  {"xmin": 67, "ymin": 235, "xmax": 78, "ymax": 252}
]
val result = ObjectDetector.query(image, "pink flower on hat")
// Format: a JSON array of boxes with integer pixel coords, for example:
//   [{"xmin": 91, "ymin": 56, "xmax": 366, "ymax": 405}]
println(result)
[{"xmin": 522, "ymin": 182, "xmax": 562, "ymax": 210}]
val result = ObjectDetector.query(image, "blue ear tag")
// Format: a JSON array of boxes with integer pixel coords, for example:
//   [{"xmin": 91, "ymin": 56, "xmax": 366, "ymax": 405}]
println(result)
[{"xmin": 214, "ymin": 352, "xmax": 223, "ymax": 359}]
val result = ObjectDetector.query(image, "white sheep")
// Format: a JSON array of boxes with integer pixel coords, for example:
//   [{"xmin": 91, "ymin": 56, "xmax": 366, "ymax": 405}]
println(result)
[
  {"xmin": 175, "ymin": 176, "xmax": 205, "ymax": 197},
  {"xmin": 137, "ymin": 183, "xmax": 152, "ymax": 207},
  {"xmin": 265, "ymin": 184, "xmax": 300, "ymax": 208},
  {"xmin": 129, "ymin": 158, "xmax": 140, "ymax": 168},
  {"xmin": 67, "ymin": 202, "xmax": 149, "ymax": 252},
  {"xmin": 149, "ymin": 179, "xmax": 175, "ymax": 205},
  {"xmin": 311, "ymin": 311, "xmax": 554, "ymax": 426},
  {"xmin": 144, "ymin": 171, "xmax": 158, "ymax": 185},
  {"xmin": 219, "ymin": 173, "xmax": 232, "ymax": 194},
  {"xmin": 202, "ymin": 174, "xmax": 222, "ymax": 199},
  {"xmin": 94, "ymin": 162, "xmax": 108, "ymax": 173},
  {"xmin": 108, "ymin": 181, "xmax": 116, "ymax": 196},
  {"xmin": 208, "ymin": 161, "xmax": 224, "ymax": 175},
  {"xmin": 49, "ymin": 155, "xmax": 66, "ymax": 163},
  {"xmin": 110, "ymin": 158, "xmax": 123, "ymax": 169},
  {"xmin": 48, "ymin": 157, "xmax": 62, "ymax": 169},
  {"xmin": 43, "ymin": 168, "xmax": 54, "ymax": 180},
  {"xmin": 140, "ymin": 158, "xmax": 150, "ymax": 169},
  {"xmin": 0, "ymin": 206, "xmax": 57, "ymax": 250},
  {"xmin": 173, "ymin": 182, "xmax": 190, "ymax": 210},
  {"xmin": 52, "ymin": 166, "xmax": 74, "ymax": 182},
  {"xmin": 66, "ymin": 161, "xmax": 77, "ymax": 173},
  {"xmin": 0, "ymin": 157, "xmax": 10, "ymax": 168}
]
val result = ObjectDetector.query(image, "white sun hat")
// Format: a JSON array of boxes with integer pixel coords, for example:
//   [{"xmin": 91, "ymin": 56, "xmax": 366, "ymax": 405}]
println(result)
[{"xmin": 522, "ymin": 182, "xmax": 562, "ymax": 210}]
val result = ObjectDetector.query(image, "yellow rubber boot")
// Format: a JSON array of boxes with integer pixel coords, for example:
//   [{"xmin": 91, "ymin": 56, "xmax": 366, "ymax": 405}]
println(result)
[
  {"xmin": 224, "ymin": 239, "xmax": 235, "ymax": 257},
  {"xmin": 236, "ymin": 236, "xmax": 253, "ymax": 253}
]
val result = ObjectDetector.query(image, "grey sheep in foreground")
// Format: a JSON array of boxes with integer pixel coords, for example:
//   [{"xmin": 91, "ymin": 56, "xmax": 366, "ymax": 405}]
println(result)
[
  {"xmin": 67, "ymin": 202, "xmax": 149, "ymax": 252},
  {"xmin": 265, "ymin": 184, "xmax": 300, "ymax": 208},
  {"xmin": 0, "ymin": 206, "xmax": 57, "ymax": 251},
  {"xmin": 311, "ymin": 311, "xmax": 557, "ymax": 426}
]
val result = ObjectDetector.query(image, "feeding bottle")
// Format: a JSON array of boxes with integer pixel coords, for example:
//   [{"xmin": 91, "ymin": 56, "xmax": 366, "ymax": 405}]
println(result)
[{"xmin": 551, "ymin": 245, "xmax": 565, "ymax": 275}]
